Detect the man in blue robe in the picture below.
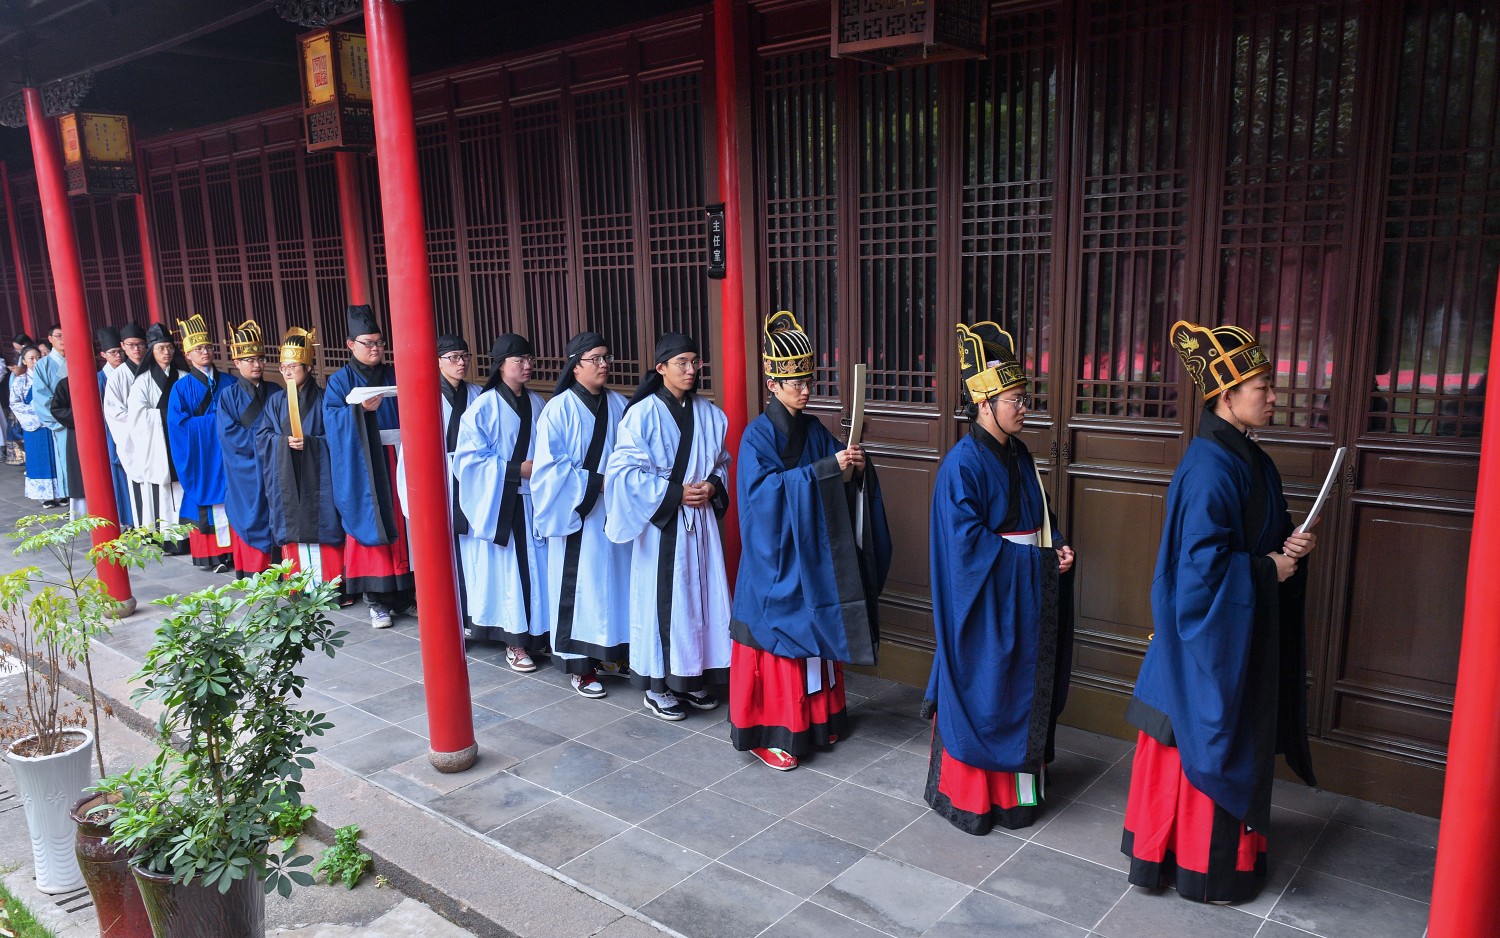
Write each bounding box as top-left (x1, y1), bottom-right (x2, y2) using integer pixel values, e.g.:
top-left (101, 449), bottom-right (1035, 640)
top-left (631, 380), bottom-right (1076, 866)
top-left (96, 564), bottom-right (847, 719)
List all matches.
top-left (729, 311), bottom-right (890, 770)
top-left (215, 319), bottom-right (277, 578)
top-left (29, 324), bottom-right (71, 509)
top-left (923, 321), bottom-right (1076, 834)
top-left (1121, 320), bottom-right (1318, 904)
top-left (324, 304), bottom-right (413, 629)
top-left (94, 326), bottom-right (133, 526)
top-left (166, 314), bottom-right (232, 570)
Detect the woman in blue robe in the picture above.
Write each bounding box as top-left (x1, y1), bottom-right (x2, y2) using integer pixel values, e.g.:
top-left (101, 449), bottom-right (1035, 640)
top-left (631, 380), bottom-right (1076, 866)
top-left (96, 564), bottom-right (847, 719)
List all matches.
top-left (10, 345), bottom-right (61, 504)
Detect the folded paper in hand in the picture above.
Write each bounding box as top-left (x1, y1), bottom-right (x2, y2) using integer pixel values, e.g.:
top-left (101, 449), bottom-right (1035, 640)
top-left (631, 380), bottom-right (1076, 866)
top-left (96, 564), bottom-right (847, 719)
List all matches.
top-left (344, 385), bottom-right (398, 405)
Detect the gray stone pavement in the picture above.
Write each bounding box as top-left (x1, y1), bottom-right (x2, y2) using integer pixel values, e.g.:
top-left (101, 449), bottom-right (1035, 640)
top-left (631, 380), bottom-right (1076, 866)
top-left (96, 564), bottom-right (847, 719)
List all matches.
top-left (0, 465), bottom-right (1435, 938)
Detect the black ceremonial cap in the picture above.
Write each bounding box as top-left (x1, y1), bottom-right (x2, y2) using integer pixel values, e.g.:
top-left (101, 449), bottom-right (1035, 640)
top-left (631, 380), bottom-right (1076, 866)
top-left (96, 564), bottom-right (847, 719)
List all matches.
top-left (346, 304), bottom-right (380, 339)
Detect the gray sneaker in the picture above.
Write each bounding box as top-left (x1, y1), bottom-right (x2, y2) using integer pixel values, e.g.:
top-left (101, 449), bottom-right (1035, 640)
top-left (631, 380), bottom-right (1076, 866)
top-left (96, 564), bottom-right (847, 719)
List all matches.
top-left (370, 607), bottom-right (393, 629)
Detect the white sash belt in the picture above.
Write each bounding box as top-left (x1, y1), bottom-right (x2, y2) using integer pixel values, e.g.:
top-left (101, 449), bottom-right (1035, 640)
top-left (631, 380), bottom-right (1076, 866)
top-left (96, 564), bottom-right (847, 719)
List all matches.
top-left (1002, 530), bottom-right (1041, 546)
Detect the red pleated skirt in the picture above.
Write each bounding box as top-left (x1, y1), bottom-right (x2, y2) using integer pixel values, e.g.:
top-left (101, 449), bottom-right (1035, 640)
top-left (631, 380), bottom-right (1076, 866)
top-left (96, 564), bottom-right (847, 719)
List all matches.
top-left (728, 641), bottom-right (847, 756)
top-left (341, 445), bottom-right (412, 594)
top-left (230, 528), bottom-right (276, 578)
top-left (188, 527), bottom-right (231, 569)
top-left (1121, 731), bottom-right (1268, 903)
top-left (924, 721), bottom-right (1044, 834)
top-left (281, 543), bottom-right (345, 585)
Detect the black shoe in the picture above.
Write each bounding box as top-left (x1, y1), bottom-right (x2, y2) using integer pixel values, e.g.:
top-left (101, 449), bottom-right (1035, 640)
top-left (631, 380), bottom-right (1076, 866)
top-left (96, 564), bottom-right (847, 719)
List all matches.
top-left (682, 690), bottom-right (719, 711)
top-left (643, 693), bottom-right (687, 722)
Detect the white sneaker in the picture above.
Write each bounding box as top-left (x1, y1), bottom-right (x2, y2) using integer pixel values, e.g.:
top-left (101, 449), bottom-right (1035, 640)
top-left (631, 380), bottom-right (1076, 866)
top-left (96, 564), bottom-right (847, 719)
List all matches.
top-left (571, 671), bottom-right (607, 699)
top-left (369, 607), bottom-right (393, 629)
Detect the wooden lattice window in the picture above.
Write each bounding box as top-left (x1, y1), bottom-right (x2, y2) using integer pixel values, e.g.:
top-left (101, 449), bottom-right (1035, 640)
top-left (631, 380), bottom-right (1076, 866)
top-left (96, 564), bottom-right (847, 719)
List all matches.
top-left (419, 122), bottom-right (465, 345)
top-left (457, 109), bottom-right (514, 371)
top-left (574, 86), bottom-right (642, 381)
top-left (1221, 0), bottom-right (1360, 433)
top-left (302, 152), bottom-right (347, 370)
top-left (1368, 2), bottom-right (1500, 439)
top-left (961, 7), bottom-right (1059, 413)
top-left (237, 155), bottom-right (276, 335)
top-left (150, 171), bottom-right (185, 322)
top-left (642, 72), bottom-right (712, 391)
top-left (205, 162), bottom-right (247, 325)
top-left (1075, 0), bottom-right (1195, 420)
top-left (858, 62), bottom-right (940, 405)
top-left (513, 98), bottom-right (573, 385)
top-left (758, 47), bottom-right (840, 399)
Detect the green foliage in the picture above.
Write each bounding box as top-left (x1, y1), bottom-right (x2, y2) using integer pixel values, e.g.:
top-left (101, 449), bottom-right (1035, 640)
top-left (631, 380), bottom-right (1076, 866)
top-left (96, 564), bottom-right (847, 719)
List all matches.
top-left (272, 800), bottom-right (318, 840)
top-left (97, 563), bottom-right (346, 898)
top-left (314, 825), bottom-right (371, 890)
top-left (0, 514), bottom-right (185, 774)
top-left (0, 873), bottom-right (57, 937)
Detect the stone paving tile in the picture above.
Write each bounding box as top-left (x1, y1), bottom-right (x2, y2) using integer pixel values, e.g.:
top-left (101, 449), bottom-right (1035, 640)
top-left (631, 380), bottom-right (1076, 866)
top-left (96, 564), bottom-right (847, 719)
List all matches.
top-left (709, 762), bottom-right (839, 816)
top-left (1269, 804), bottom-right (1329, 865)
top-left (1045, 749), bottom-right (1112, 802)
top-left (570, 763), bottom-right (697, 823)
top-left (1074, 757), bottom-right (1132, 813)
top-left (1256, 922), bottom-right (1322, 938)
top-left (472, 714), bottom-right (568, 760)
top-left (1267, 868), bottom-right (1430, 938)
top-left (491, 797), bottom-right (629, 868)
top-left (575, 711), bottom-right (696, 761)
top-left (522, 694), bottom-right (632, 739)
top-left (1096, 887), bottom-right (1263, 938)
top-left (509, 740), bottom-right (630, 794)
top-left (341, 629), bottom-right (422, 664)
top-left (319, 723), bottom-right (428, 776)
top-left (978, 842), bottom-right (1125, 929)
top-left (640, 789), bottom-right (780, 859)
top-left (314, 668), bottom-right (414, 706)
top-left (718, 819), bottom-right (867, 898)
top-left (846, 748), bottom-right (932, 806)
top-left (877, 810), bottom-right (1024, 887)
top-left (1271, 779), bottom-right (1347, 820)
top-left (316, 704), bottom-right (392, 748)
top-left (1236, 861), bottom-right (1298, 919)
top-left (560, 828), bottom-right (710, 908)
top-left (641, 732), bottom-right (747, 789)
top-left (1299, 821), bottom-right (1435, 903)
top-left (841, 669), bottom-right (899, 698)
top-left (375, 650), bottom-right (429, 682)
top-left (924, 889), bottom-right (1088, 937)
top-left (470, 674), bottom-right (573, 716)
top-left (1330, 798), bottom-right (1439, 849)
top-left (791, 780), bottom-right (928, 850)
top-left (396, 703), bottom-right (510, 740)
top-left (386, 746), bottom-right (517, 795)
top-left (760, 900), bottom-right (893, 938)
top-left (1029, 799), bottom-right (1130, 871)
top-left (426, 770), bottom-right (557, 834)
top-left (845, 702), bottom-right (930, 748)
top-left (1053, 723), bottom-right (1134, 763)
top-left (366, 767), bottom-right (445, 805)
top-left (870, 682), bottom-right (927, 712)
top-left (355, 681), bottom-right (440, 723)
top-left (640, 862), bottom-right (801, 938)
top-left (797, 734), bottom-right (893, 781)
top-left (463, 659), bottom-right (521, 696)
top-left (811, 853), bottom-right (971, 938)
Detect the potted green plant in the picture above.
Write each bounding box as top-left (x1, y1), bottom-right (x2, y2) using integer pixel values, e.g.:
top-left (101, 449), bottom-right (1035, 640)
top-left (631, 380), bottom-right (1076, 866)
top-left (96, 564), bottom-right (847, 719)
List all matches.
top-left (98, 563), bottom-right (344, 938)
top-left (0, 514), bottom-right (175, 899)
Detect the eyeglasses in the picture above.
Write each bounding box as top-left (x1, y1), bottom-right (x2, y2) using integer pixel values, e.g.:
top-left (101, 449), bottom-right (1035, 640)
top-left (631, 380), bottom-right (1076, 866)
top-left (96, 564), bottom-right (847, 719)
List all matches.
top-left (580, 354), bottom-right (615, 366)
top-left (667, 357), bottom-right (702, 373)
top-left (993, 394), bottom-right (1031, 410)
top-left (351, 338), bottom-right (387, 350)
top-left (778, 379), bottom-right (811, 391)
top-left (506, 355), bottom-right (535, 365)
top-left (440, 353), bottom-right (472, 363)
top-left (235, 356), bottom-right (266, 364)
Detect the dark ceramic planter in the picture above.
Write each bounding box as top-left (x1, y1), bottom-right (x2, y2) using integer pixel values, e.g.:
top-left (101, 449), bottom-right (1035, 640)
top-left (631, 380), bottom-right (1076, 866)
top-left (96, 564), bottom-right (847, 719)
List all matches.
top-left (70, 794), bottom-right (152, 938)
top-left (130, 864), bottom-right (266, 938)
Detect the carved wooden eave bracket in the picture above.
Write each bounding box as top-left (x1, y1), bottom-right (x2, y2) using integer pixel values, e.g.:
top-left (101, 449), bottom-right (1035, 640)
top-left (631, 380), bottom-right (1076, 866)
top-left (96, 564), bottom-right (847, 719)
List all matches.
top-left (0, 72), bottom-right (93, 129)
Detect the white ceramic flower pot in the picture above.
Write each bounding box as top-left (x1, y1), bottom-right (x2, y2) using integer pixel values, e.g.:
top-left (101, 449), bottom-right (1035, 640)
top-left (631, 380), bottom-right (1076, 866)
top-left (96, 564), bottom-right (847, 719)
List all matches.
top-left (4, 728), bottom-right (94, 894)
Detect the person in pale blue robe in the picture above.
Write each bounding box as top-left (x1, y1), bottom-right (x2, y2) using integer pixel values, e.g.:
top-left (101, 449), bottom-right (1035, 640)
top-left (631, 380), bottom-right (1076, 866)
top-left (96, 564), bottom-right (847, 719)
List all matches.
top-left (452, 334), bottom-right (550, 665)
top-left (29, 324), bottom-right (73, 510)
top-left (11, 346), bottom-right (60, 503)
top-left (604, 333), bottom-right (732, 722)
top-left (531, 331), bottom-right (633, 699)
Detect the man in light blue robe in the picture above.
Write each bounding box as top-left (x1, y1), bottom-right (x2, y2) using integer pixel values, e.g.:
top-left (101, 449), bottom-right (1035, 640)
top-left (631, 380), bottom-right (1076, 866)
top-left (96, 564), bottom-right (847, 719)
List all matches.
top-left (29, 324), bottom-right (72, 509)
top-left (453, 334), bottom-right (550, 666)
top-left (604, 333), bottom-right (732, 722)
top-left (531, 331), bottom-right (632, 699)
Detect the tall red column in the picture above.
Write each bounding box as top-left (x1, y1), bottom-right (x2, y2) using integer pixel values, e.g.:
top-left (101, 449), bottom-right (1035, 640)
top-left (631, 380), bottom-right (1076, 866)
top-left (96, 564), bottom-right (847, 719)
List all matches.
top-left (714, 0), bottom-right (749, 576)
top-left (132, 155), bottom-right (163, 325)
top-left (335, 151), bottom-right (371, 306)
top-left (364, 0), bottom-right (474, 772)
top-left (22, 88), bottom-right (134, 611)
top-left (1428, 275), bottom-right (1500, 935)
top-left (1, 162), bottom-right (37, 336)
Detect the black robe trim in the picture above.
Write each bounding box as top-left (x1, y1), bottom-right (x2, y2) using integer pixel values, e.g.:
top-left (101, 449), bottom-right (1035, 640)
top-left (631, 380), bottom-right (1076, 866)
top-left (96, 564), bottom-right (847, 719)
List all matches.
top-left (442, 378), bottom-right (472, 536)
top-left (469, 383), bottom-right (536, 647)
top-left (235, 377), bottom-right (269, 430)
top-left (350, 363), bottom-right (399, 545)
top-left (635, 388), bottom-right (694, 694)
top-left (275, 383), bottom-right (329, 545)
top-left (1122, 819), bottom-right (1268, 903)
top-left (924, 722), bottom-right (1041, 834)
top-left (149, 364), bottom-right (180, 481)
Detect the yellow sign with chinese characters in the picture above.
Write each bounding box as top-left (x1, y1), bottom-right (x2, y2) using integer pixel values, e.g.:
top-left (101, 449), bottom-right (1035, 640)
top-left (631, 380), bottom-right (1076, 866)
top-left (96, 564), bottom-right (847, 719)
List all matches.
top-left (302, 32), bottom-right (335, 108)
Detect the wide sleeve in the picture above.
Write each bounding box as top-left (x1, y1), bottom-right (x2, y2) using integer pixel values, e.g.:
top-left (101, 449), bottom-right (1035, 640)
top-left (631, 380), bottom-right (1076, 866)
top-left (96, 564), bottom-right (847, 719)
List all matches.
top-left (31, 359), bottom-right (60, 431)
top-left (602, 401), bottom-right (673, 544)
top-left (530, 400), bottom-right (589, 538)
top-left (102, 368), bottom-right (132, 439)
top-left (11, 377), bottom-right (39, 432)
top-left (452, 394), bottom-right (513, 542)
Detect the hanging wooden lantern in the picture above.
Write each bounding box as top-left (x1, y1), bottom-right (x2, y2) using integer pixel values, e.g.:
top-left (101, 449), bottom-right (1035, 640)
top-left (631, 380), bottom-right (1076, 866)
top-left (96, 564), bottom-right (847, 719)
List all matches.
top-left (57, 111), bottom-right (138, 196)
top-left (297, 28), bottom-right (374, 152)
top-left (831, 0), bottom-right (988, 66)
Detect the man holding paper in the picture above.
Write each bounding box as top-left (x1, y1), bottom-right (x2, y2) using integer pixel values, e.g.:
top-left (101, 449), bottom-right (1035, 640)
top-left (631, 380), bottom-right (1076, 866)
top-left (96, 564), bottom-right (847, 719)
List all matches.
top-left (324, 305), bottom-right (413, 629)
top-left (1121, 320), bottom-right (1318, 904)
top-left (728, 311), bottom-right (890, 771)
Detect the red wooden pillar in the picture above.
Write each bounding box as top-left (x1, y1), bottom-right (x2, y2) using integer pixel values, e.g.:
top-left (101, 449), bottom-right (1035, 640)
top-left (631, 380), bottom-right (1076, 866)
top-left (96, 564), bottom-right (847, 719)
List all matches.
top-left (22, 88), bottom-right (134, 611)
top-left (1, 162), bottom-right (37, 336)
top-left (1428, 274), bottom-right (1500, 935)
top-left (132, 151), bottom-right (163, 325)
top-left (364, 0), bottom-right (475, 772)
top-left (335, 151), bottom-right (371, 306)
top-left (713, 0), bottom-right (749, 576)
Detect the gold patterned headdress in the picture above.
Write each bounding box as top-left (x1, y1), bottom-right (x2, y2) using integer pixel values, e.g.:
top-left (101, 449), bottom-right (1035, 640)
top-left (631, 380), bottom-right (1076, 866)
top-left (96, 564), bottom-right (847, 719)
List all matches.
top-left (1169, 320), bottom-right (1271, 401)
top-left (763, 310), bottom-right (814, 380)
top-left (228, 319), bottom-right (263, 359)
top-left (280, 327), bottom-right (318, 367)
top-left (956, 321), bottom-right (1026, 403)
top-left (176, 314), bottom-right (210, 354)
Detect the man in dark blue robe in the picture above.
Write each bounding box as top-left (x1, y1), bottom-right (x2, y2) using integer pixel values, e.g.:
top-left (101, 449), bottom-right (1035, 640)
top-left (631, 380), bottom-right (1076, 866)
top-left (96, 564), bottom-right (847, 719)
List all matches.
top-left (166, 314), bottom-right (232, 571)
top-left (1122, 320), bottom-right (1318, 904)
top-left (323, 305), bottom-right (412, 628)
top-left (923, 321), bottom-right (1076, 835)
top-left (215, 319), bottom-right (277, 578)
top-left (729, 310), bottom-right (890, 771)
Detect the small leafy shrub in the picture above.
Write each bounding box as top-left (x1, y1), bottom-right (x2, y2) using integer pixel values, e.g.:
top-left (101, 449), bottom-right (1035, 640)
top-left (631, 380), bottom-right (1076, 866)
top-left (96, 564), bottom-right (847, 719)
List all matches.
top-left (315, 825), bottom-right (371, 890)
top-left (273, 801), bottom-right (318, 840)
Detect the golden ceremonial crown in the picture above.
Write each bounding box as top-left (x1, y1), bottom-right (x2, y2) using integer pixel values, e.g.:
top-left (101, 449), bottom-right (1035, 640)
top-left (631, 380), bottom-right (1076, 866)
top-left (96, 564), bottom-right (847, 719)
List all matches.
top-left (763, 310), bottom-right (815, 379)
top-left (1169, 320), bottom-right (1272, 400)
top-left (228, 319), bottom-right (264, 359)
top-left (176, 314), bottom-right (211, 354)
top-left (957, 321), bottom-right (1027, 403)
top-left (280, 326), bottom-right (318, 367)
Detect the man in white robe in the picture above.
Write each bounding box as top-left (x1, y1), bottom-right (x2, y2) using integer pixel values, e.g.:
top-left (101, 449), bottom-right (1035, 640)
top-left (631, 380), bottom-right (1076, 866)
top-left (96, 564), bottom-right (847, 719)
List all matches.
top-left (29, 324), bottom-right (75, 511)
top-left (604, 333), bottom-right (732, 721)
top-left (104, 323), bottom-right (151, 527)
top-left (452, 334), bottom-right (550, 669)
top-left (126, 323), bottom-right (190, 546)
top-left (531, 331), bottom-right (633, 699)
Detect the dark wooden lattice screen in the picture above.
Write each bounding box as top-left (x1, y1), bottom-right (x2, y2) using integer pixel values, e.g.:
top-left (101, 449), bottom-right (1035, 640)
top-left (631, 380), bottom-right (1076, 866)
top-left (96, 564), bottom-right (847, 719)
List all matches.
top-left (418, 121), bottom-right (466, 346)
top-left (456, 110), bottom-right (515, 372)
top-left (758, 47), bottom-right (840, 399)
top-left (961, 7), bottom-right (1059, 413)
top-left (1368, 1), bottom-right (1500, 439)
top-left (858, 63), bottom-right (940, 405)
top-left (72, 196), bottom-right (147, 334)
top-left (1075, 0), bottom-right (1196, 420)
top-left (512, 98), bottom-right (573, 385)
top-left (574, 86), bottom-right (643, 379)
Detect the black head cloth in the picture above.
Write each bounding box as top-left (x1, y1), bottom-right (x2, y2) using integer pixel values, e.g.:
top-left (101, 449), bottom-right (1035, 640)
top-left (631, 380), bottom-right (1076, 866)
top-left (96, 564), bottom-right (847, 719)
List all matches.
top-left (627, 332), bottom-right (699, 409)
top-left (346, 304), bottom-right (380, 340)
top-left (145, 322), bottom-right (174, 349)
top-left (95, 326), bottom-right (121, 353)
top-left (485, 334), bottom-right (533, 392)
top-left (118, 323), bottom-right (147, 342)
top-left (436, 334), bottom-right (468, 356)
top-left (554, 330), bottom-right (608, 396)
